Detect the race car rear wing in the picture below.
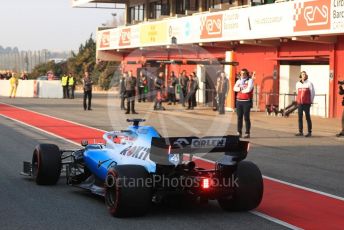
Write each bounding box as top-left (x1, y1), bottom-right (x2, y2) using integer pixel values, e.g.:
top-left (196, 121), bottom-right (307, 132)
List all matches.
top-left (150, 135), bottom-right (249, 165)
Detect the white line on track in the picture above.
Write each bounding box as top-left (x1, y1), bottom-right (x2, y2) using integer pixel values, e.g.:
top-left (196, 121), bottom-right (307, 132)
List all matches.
top-left (3, 103), bottom-right (344, 229)
top-left (0, 112), bottom-right (301, 229)
top-left (250, 211), bottom-right (302, 230)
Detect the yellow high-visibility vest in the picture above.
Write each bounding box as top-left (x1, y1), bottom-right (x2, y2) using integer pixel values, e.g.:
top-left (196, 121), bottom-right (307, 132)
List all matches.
top-left (61, 75), bottom-right (68, 86)
top-left (68, 77), bottom-right (74, 86)
top-left (10, 77), bottom-right (18, 86)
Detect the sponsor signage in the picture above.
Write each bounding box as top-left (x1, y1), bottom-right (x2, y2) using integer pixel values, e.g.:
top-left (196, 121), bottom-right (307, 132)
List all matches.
top-left (293, 0), bottom-right (331, 32)
top-left (96, 0), bottom-right (343, 51)
top-left (140, 22), bottom-right (168, 45)
top-left (99, 31), bottom-right (110, 48)
top-left (119, 28), bottom-right (131, 46)
top-left (191, 138), bottom-right (226, 149)
top-left (200, 14), bottom-right (223, 39)
top-left (172, 137), bottom-right (227, 149)
top-left (332, 0), bottom-right (344, 31)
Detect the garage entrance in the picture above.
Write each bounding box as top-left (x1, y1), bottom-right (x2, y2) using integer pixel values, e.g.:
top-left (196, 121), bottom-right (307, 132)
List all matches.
top-left (279, 59), bottom-right (330, 117)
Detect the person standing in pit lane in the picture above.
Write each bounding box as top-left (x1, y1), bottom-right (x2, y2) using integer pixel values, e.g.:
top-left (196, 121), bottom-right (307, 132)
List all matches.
top-left (167, 71), bottom-right (177, 105)
top-left (137, 70), bottom-right (148, 103)
top-left (61, 74), bottom-right (69, 99)
top-left (154, 72), bottom-right (166, 110)
top-left (234, 69), bottom-right (254, 138)
top-left (216, 71), bottom-right (229, 115)
top-left (124, 71), bottom-right (138, 114)
top-left (68, 72), bottom-right (76, 99)
top-left (336, 82), bottom-right (344, 137)
top-left (82, 71), bottom-right (94, 111)
top-left (119, 72), bottom-right (127, 110)
top-left (186, 73), bottom-right (197, 110)
top-left (9, 72), bottom-right (19, 98)
top-left (295, 71), bottom-right (315, 137)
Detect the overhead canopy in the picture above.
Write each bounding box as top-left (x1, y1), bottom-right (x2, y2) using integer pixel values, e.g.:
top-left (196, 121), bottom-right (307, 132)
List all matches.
top-left (72, 0), bottom-right (125, 7)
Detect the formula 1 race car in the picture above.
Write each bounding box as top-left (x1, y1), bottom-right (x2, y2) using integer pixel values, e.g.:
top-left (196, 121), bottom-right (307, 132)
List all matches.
top-left (21, 119), bottom-right (263, 217)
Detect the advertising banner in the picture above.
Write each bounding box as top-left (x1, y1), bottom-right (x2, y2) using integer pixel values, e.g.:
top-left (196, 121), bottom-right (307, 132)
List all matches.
top-left (96, 0), bottom-right (344, 51)
top-left (140, 22), bottom-right (168, 46)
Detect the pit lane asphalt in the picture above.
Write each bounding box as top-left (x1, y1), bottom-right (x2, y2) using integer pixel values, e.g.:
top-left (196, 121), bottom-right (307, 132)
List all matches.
top-left (1, 94), bottom-right (343, 197)
top-left (0, 116), bottom-right (286, 229)
top-left (0, 93), bottom-right (343, 229)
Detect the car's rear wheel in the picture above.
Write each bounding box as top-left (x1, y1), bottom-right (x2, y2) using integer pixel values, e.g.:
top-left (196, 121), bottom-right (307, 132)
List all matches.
top-left (105, 165), bottom-right (151, 217)
top-left (32, 144), bottom-right (61, 185)
top-left (218, 161), bottom-right (263, 211)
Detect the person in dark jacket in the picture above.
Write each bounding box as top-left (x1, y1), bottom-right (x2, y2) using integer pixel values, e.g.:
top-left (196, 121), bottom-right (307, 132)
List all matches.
top-left (167, 71), bottom-right (177, 105)
top-left (137, 70), bottom-right (148, 102)
top-left (186, 73), bottom-right (197, 110)
top-left (119, 73), bottom-right (127, 110)
top-left (124, 71), bottom-right (138, 114)
top-left (216, 71), bottom-right (229, 115)
top-left (180, 70), bottom-right (188, 107)
top-left (154, 72), bottom-right (165, 110)
top-left (192, 72), bottom-right (199, 108)
top-left (336, 83), bottom-right (344, 137)
top-left (82, 71), bottom-right (93, 111)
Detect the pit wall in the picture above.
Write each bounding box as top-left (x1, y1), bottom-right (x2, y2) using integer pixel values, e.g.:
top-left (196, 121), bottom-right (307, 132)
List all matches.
top-left (0, 80), bottom-right (63, 98)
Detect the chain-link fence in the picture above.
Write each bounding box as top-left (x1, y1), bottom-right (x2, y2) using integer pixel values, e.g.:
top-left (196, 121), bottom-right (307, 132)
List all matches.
top-left (0, 50), bottom-right (70, 72)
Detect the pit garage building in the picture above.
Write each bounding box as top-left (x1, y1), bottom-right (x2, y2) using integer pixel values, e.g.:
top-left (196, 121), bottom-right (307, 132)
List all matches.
top-left (72, 0), bottom-right (344, 118)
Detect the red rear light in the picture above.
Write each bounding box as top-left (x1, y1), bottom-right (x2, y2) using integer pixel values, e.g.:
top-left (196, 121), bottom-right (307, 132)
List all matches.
top-left (201, 178), bottom-right (210, 189)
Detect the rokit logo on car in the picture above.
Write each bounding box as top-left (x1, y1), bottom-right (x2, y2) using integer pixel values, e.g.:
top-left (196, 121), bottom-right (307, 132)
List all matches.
top-left (191, 138), bottom-right (226, 149)
top-left (119, 146), bottom-right (150, 160)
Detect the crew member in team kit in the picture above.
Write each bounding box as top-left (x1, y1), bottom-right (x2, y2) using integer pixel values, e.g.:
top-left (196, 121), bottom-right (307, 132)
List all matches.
top-left (234, 69), bottom-right (254, 138)
top-left (295, 71), bottom-right (315, 137)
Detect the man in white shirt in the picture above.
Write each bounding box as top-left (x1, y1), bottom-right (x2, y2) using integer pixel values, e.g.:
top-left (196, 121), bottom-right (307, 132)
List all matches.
top-left (233, 69), bottom-right (254, 138)
top-left (295, 71), bottom-right (315, 137)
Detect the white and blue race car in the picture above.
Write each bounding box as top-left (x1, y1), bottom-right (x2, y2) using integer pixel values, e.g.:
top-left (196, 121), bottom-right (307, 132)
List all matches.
top-left (21, 119), bottom-right (263, 217)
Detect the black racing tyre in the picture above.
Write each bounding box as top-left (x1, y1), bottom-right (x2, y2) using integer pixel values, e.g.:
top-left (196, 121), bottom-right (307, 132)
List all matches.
top-left (105, 165), bottom-right (152, 217)
top-left (218, 161), bottom-right (263, 211)
top-left (32, 144), bottom-right (62, 185)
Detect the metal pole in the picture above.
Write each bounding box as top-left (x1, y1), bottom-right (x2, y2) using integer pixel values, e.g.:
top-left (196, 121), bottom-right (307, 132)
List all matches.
top-left (325, 94), bottom-right (327, 118)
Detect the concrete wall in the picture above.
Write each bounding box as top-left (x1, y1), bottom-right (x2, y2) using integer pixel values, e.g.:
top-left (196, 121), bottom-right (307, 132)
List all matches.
top-left (0, 80), bottom-right (62, 98)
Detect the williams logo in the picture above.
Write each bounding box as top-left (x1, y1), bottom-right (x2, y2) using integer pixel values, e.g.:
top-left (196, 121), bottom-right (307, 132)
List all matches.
top-left (173, 138), bottom-right (190, 149)
top-left (191, 138), bottom-right (226, 149)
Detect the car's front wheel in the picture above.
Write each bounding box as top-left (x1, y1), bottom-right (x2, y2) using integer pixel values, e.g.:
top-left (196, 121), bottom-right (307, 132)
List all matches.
top-left (32, 144), bottom-right (62, 185)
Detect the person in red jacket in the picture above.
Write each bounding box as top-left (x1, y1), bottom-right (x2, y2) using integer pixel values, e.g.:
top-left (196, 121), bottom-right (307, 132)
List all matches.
top-left (295, 71), bottom-right (315, 137)
top-left (234, 69), bottom-right (254, 138)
